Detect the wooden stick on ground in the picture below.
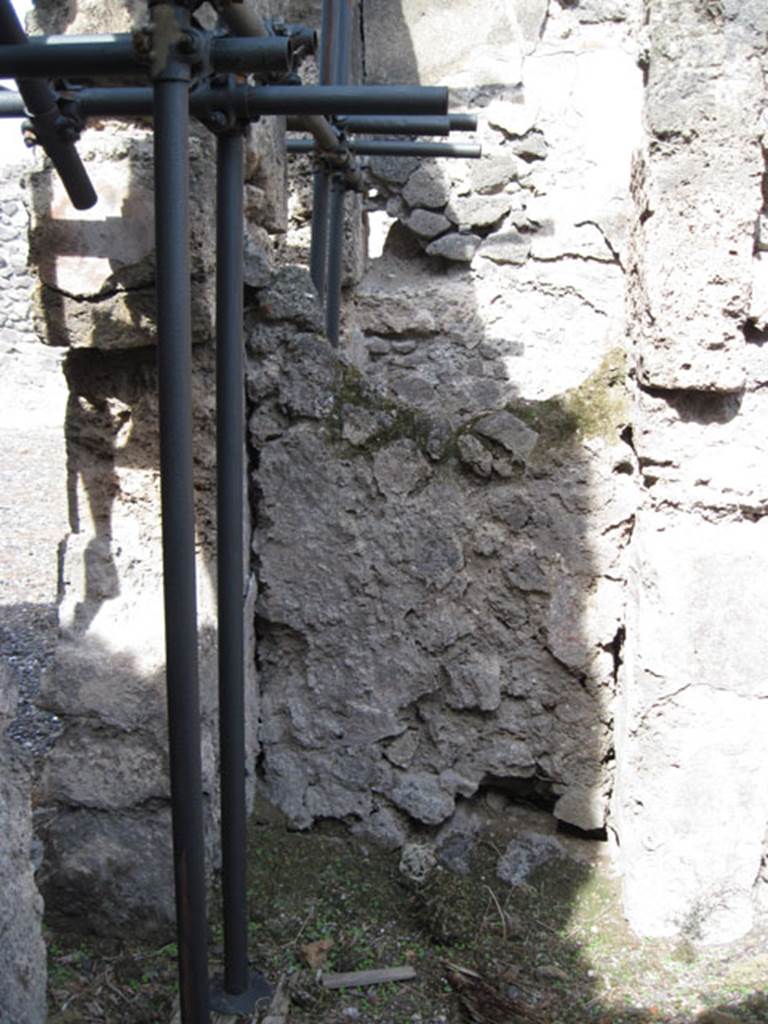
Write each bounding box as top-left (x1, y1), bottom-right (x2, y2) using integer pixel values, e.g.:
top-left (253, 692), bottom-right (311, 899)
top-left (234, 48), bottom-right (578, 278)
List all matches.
top-left (321, 966), bottom-right (417, 990)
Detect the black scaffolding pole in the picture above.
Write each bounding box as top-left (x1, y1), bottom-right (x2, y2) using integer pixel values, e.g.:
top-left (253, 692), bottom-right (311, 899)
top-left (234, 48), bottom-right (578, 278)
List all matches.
top-left (0, 83), bottom-right (451, 119)
top-left (288, 138), bottom-right (482, 158)
top-left (0, 32), bottom-right (295, 77)
top-left (324, 0), bottom-right (355, 344)
top-left (325, 170), bottom-right (346, 346)
top-left (0, 7), bottom-right (482, 1022)
top-left (215, 126), bottom-right (248, 1003)
top-left (309, 0), bottom-right (334, 296)
top-left (152, 3), bottom-right (210, 1021)
top-left (210, 126), bottom-right (272, 1016)
top-left (0, 0), bottom-right (95, 209)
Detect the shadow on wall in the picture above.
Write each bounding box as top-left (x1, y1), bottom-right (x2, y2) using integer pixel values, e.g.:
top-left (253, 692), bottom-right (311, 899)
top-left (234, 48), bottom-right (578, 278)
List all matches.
top-left (248, 0), bottom-right (767, 1020)
top-left (24, 0), bottom-right (229, 938)
top-left (344, 2), bottom-right (763, 1021)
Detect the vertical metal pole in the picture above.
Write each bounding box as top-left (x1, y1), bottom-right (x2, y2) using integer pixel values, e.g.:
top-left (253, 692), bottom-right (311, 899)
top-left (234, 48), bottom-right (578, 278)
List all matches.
top-left (318, 0), bottom-right (335, 86)
top-left (333, 0), bottom-right (353, 88)
top-left (309, 0), bottom-right (334, 296)
top-left (152, 4), bottom-right (211, 1022)
top-left (310, 170), bottom-right (330, 297)
top-left (322, 0), bottom-right (353, 344)
top-left (209, 127), bottom-right (272, 1020)
top-left (216, 129), bottom-right (248, 998)
top-left (325, 171), bottom-right (345, 346)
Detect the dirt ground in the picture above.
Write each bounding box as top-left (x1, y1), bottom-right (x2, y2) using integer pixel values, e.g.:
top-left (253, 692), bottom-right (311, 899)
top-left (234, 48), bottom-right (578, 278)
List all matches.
top-left (0, 342), bottom-right (68, 765)
top-left (46, 804), bottom-right (768, 1024)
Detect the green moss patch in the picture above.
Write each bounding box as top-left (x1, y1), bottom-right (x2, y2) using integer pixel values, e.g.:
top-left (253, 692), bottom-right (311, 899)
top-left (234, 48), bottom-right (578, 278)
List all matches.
top-left (506, 348), bottom-right (630, 455)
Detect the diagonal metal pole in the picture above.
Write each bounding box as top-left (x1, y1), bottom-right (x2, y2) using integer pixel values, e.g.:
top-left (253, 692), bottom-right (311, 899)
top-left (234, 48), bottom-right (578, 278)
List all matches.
top-left (152, 3), bottom-right (210, 1021)
top-left (210, 126), bottom-right (272, 1016)
top-left (0, 0), bottom-right (95, 209)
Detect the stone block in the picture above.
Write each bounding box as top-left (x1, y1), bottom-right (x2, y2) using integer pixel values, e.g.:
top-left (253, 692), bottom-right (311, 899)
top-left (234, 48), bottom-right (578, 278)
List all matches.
top-left (391, 771), bottom-right (455, 826)
top-left (402, 163), bottom-right (451, 210)
top-left (362, 0), bottom-right (521, 87)
top-left (446, 194), bottom-right (514, 231)
top-left (476, 228), bottom-right (531, 266)
top-left (425, 232), bottom-right (481, 262)
top-left (615, 513), bottom-right (768, 942)
top-left (627, 0), bottom-right (764, 392)
top-left (30, 131), bottom-right (215, 349)
top-left (42, 724), bottom-right (169, 809)
top-left (405, 208), bottom-right (452, 240)
top-left (444, 651), bottom-right (502, 711)
top-left (41, 807), bottom-right (176, 938)
top-left (486, 99), bottom-right (539, 139)
top-left (472, 411), bottom-right (538, 461)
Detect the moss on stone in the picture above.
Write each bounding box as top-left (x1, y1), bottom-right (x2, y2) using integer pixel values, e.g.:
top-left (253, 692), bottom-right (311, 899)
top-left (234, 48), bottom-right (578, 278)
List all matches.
top-left (326, 363), bottom-right (450, 459)
top-left (326, 348), bottom-right (628, 467)
top-left (505, 348), bottom-right (629, 455)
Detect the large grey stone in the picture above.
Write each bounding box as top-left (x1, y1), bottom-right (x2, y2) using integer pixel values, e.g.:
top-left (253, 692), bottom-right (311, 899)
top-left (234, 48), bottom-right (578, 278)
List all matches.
top-left (486, 99), bottom-right (539, 139)
top-left (42, 724), bottom-right (170, 809)
top-left (402, 163), bottom-right (451, 209)
top-left (469, 156), bottom-right (525, 195)
top-left (0, 665), bottom-right (46, 1024)
top-left (446, 194), bottom-right (515, 231)
top-left (425, 232), bottom-right (481, 262)
top-left (443, 651), bottom-right (502, 711)
top-left (405, 208), bottom-right (452, 240)
top-left (41, 808), bottom-right (177, 938)
top-left (472, 411), bottom-right (538, 461)
top-left (456, 432), bottom-right (493, 478)
top-left (391, 772), bottom-right (455, 826)
top-left (476, 228), bottom-right (531, 266)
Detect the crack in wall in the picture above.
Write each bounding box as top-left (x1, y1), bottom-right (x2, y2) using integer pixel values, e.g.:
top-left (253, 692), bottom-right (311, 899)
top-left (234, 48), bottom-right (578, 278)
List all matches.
top-left (41, 279), bottom-right (155, 305)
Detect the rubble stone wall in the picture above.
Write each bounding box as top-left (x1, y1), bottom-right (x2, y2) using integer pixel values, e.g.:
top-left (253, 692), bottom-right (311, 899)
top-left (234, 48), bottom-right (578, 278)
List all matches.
top-left (14, 0), bottom-right (768, 950)
top-left (248, 0), bottom-right (768, 944)
top-left (251, 0), bottom-right (641, 853)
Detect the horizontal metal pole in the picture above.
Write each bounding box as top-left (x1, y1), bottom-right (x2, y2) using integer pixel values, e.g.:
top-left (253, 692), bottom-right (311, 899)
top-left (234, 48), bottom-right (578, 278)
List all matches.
top-left (287, 138), bottom-right (482, 158)
top-left (212, 35), bottom-right (293, 74)
top-left (338, 115), bottom-right (450, 135)
top-left (0, 33), bottom-right (293, 78)
top-left (241, 84), bottom-right (449, 117)
top-left (0, 83), bottom-right (450, 120)
top-left (290, 113), bottom-right (478, 136)
top-left (449, 113), bottom-right (478, 131)
top-left (0, 33), bottom-right (144, 75)
top-left (0, 87), bottom-right (23, 116)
